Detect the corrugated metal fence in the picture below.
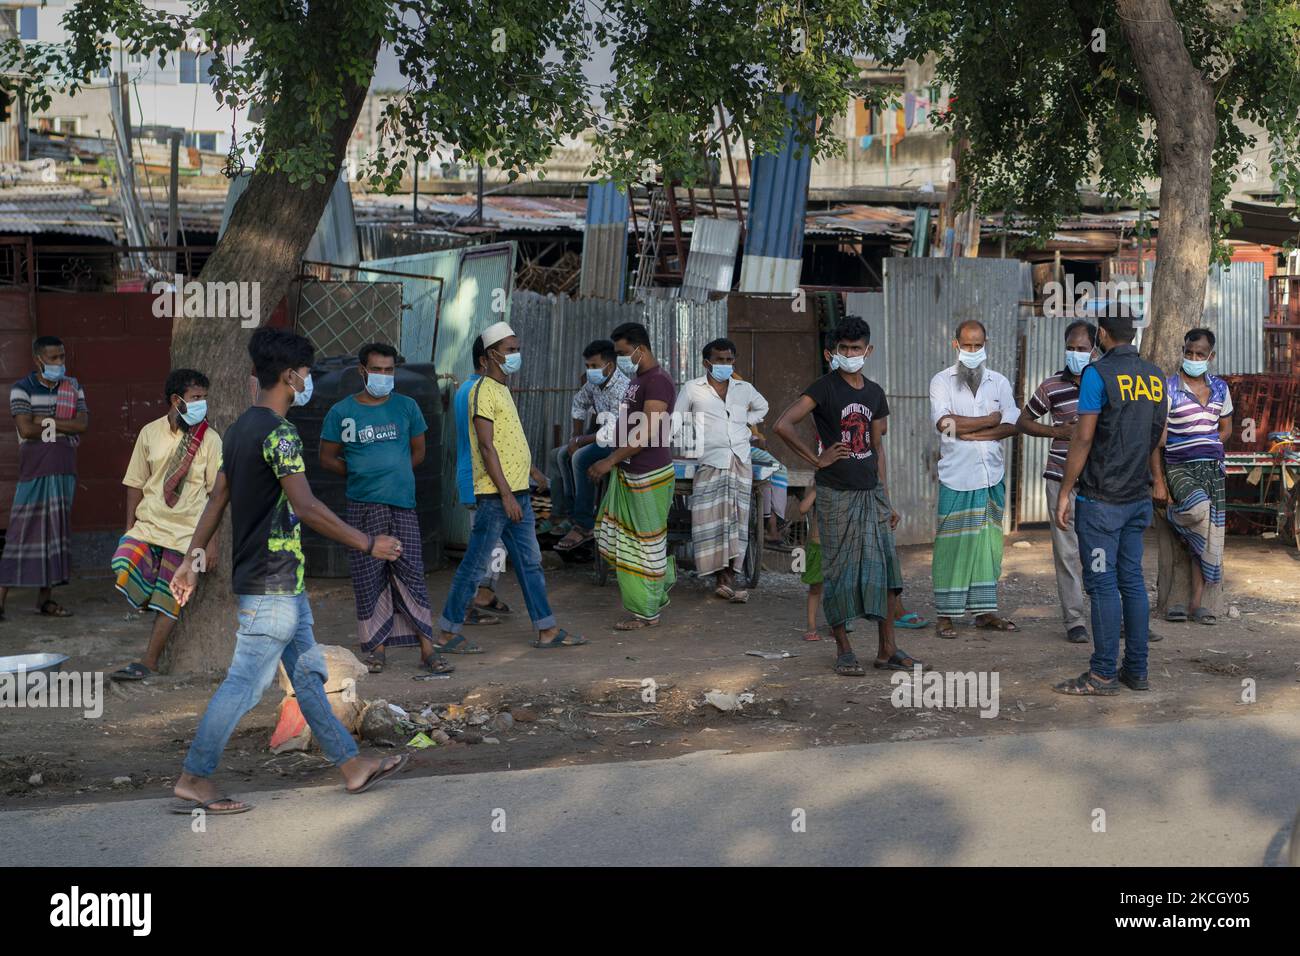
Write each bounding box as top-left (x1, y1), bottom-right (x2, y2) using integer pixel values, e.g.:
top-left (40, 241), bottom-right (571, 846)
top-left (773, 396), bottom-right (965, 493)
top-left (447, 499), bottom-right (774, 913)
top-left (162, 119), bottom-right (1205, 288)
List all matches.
top-left (1019, 260), bottom-right (1267, 523)
top-left (509, 291), bottom-right (727, 465)
top-left (877, 258), bottom-right (1028, 546)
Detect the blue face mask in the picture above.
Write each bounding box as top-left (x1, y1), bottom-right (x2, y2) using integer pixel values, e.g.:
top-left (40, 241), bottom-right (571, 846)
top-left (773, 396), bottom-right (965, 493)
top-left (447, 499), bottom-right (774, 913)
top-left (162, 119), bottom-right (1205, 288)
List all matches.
top-left (179, 399), bottom-right (207, 426)
top-left (586, 367), bottom-right (607, 386)
top-left (1065, 350), bottom-right (1091, 376)
top-left (617, 347), bottom-right (641, 377)
top-left (709, 364), bottom-right (734, 382)
top-left (292, 371), bottom-right (313, 407)
top-left (1182, 358), bottom-right (1209, 378)
top-left (499, 352), bottom-right (522, 375)
top-left (42, 364), bottom-right (65, 383)
top-left (365, 372), bottom-right (395, 398)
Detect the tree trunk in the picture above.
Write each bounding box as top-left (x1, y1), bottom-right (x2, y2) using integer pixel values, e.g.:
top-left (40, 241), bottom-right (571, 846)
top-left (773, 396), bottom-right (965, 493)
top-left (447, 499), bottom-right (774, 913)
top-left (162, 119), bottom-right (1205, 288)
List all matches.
top-left (1117, 0), bottom-right (1218, 618)
top-left (161, 35), bottom-right (381, 674)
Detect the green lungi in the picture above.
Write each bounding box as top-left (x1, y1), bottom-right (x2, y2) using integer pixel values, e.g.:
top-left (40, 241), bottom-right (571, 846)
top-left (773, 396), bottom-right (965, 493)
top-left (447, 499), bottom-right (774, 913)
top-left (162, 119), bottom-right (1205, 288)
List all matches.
top-left (597, 464), bottom-right (677, 620)
top-left (933, 480), bottom-right (1005, 617)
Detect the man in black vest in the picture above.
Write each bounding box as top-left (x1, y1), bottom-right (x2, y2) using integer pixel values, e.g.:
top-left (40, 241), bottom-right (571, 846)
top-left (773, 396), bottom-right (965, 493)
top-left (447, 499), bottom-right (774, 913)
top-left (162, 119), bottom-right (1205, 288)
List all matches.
top-left (1051, 314), bottom-right (1167, 696)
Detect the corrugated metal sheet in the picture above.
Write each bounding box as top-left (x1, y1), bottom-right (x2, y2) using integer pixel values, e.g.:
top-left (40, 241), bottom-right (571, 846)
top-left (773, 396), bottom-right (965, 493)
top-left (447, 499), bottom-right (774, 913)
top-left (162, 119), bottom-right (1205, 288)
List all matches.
top-left (579, 222), bottom-right (628, 301)
top-left (356, 223), bottom-right (473, 261)
top-left (359, 249), bottom-right (459, 364)
top-left (586, 180), bottom-right (630, 226)
top-left (0, 186), bottom-right (118, 241)
top-left (740, 93), bottom-right (810, 290)
top-left (680, 216), bottom-right (740, 303)
top-left (1205, 261), bottom-right (1265, 374)
top-left (845, 291), bottom-right (884, 329)
top-left (738, 254), bottom-right (803, 294)
top-left (222, 172), bottom-right (359, 266)
top-left (878, 257), bottom-right (1027, 546)
top-left (509, 291), bottom-right (727, 470)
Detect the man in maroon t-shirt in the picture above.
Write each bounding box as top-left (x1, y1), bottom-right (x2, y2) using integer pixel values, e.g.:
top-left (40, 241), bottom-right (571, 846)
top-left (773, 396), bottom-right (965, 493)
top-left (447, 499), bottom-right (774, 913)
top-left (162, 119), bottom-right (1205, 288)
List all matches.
top-left (589, 322), bottom-right (678, 630)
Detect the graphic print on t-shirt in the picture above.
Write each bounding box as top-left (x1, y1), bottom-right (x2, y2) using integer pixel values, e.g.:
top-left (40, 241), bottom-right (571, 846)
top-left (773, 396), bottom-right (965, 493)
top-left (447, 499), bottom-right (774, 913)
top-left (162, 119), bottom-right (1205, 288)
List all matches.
top-left (839, 402), bottom-right (875, 460)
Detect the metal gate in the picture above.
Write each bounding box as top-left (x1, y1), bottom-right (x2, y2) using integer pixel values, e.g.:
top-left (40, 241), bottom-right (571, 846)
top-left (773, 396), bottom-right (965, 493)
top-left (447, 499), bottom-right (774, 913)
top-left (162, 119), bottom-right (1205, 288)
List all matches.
top-left (293, 278), bottom-right (403, 359)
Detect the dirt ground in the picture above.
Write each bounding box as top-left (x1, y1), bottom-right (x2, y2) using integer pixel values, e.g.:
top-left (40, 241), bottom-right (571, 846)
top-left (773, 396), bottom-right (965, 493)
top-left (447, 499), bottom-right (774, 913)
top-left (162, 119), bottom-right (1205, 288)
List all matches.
top-left (3, 528), bottom-right (1299, 808)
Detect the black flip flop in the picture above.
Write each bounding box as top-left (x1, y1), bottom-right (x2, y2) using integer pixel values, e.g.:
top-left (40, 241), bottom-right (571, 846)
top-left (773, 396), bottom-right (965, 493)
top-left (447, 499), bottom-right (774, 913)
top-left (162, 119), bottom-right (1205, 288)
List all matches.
top-left (435, 634), bottom-right (484, 654)
top-left (480, 596), bottom-right (512, 614)
top-left (531, 628), bottom-right (588, 649)
top-left (347, 753), bottom-right (409, 795)
top-left (874, 650), bottom-right (924, 671)
top-left (464, 607), bottom-right (501, 626)
top-left (418, 652), bottom-right (455, 675)
top-left (111, 662), bottom-right (152, 682)
top-left (169, 797), bottom-right (253, 815)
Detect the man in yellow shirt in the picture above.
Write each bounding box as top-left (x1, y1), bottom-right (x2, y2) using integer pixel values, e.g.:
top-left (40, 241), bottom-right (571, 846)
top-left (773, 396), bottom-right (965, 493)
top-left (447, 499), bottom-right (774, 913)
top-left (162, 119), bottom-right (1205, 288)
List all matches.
top-left (110, 369), bottom-right (222, 680)
top-left (434, 322), bottom-right (586, 652)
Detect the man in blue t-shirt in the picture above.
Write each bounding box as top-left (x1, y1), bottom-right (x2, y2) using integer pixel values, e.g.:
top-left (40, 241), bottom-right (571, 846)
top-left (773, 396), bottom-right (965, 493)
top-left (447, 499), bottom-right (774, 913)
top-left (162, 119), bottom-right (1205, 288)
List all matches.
top-left (320, 343), bottom-right (450, 676)
top-left (1052, 315), bottom-right (1167, 697)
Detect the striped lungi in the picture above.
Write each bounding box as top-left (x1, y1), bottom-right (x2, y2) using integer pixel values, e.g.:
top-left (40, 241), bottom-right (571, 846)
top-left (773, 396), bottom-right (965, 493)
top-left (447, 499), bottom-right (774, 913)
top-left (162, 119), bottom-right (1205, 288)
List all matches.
top-left (933, 480), bottom-right (1005, 616)
top-left (816, 485), bottom-right (903, 626)
top-left (0, 473), bottom-right (75, 589)
top-left (1166, 459), bottom-right (1226, 585)
top-left (689, 455), bottom-right (751, 576)
top-left (345, 501), bottom-right (433, 652)
top-left (597, 463), bottom-right (676, 621)
top-left (111, 535), bottom-right (183, 619)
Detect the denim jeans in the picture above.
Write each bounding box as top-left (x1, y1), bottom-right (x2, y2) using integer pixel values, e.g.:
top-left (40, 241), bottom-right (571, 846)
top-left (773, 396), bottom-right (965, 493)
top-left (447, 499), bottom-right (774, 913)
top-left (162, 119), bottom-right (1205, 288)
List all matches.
top-left (468, 507), bottom-right (501, 592)
top-left (438, 492), bottom-right (556, 634)
top-left (548, 441), bottom-right (612, 530)
top-left (183, 592), bottom-right (358, 777)
top-left (1074, 495), bottom-right (1152, 680)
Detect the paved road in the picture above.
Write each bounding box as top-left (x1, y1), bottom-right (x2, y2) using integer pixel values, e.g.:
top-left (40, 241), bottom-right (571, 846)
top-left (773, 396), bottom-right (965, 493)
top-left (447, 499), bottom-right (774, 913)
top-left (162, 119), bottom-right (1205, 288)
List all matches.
top-left (5, 712), bottom-right (1298, 866)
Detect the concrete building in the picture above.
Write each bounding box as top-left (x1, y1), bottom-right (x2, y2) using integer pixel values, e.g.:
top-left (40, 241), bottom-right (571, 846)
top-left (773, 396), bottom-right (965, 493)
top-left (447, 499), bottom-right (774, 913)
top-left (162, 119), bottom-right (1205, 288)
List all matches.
top-left (7, 0), bottom-right (249, 156)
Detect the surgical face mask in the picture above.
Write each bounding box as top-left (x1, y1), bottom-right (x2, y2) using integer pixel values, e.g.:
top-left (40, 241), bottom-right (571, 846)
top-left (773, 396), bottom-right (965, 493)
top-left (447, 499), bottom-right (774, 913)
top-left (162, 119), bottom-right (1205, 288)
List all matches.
top-left (586, 367), bottom-right (607, 386)
top-left (292, 371), bottom-right (314, 407)
top-left (957, 347), bottom-right (987, 369)
top-left (498, 351), bottom-right (522, 375)
top-left (1065, 350), bottom-right (1091, 376)
top-left (831, 352), bottom-right (865, 374)
top-left (1182, 358), bottom-right (1209, 378)
top-left (178, 399), bottom-right (207, 426)
top-left (617, 347), bottom-right (641, 377)
top-left (41, 363), bottom-right (65, 383)
top-left (364, 372), bottom-right (395, 398)
top-left (709, 363), bottom-right (734, 382)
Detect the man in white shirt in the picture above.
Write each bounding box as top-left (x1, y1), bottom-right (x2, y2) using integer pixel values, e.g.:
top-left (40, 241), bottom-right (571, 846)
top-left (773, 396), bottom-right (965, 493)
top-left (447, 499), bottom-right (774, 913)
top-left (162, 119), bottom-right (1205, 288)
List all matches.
top-left (674, 338), bottom-right (769, 602)
top-left (928, 319), bottom-right (1021, 637)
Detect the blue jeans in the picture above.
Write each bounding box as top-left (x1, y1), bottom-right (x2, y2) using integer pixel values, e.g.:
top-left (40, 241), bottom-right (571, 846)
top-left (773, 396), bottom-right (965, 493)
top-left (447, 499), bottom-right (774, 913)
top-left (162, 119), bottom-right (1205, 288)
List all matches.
top-left (1074, 496), bottom-right (1152, 680)
top-left (183, 592), bottom-right (358, 777)
top-left (438, 493), bottom-right (556, 634)
top-left (548, 441), bottom-right (612, 530)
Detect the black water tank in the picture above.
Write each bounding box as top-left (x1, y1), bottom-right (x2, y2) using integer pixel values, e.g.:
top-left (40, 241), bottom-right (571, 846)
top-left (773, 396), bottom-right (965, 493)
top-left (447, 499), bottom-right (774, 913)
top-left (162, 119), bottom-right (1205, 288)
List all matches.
top-left (289, 356), bottom-right (443, 577)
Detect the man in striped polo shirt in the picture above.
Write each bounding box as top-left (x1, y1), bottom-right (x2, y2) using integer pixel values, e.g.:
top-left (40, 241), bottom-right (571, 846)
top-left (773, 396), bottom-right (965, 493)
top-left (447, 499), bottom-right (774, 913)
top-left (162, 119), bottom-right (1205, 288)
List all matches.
top-left (1018, 319), bottom-right (1097, 644)
top-left (1156, 327), bottom-right (1233, 624)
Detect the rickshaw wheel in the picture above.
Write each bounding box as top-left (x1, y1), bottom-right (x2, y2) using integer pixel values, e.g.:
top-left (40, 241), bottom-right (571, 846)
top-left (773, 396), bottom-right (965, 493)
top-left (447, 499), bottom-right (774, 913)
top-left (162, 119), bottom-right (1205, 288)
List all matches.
top-left (744, 487), bottom-right (763, 589)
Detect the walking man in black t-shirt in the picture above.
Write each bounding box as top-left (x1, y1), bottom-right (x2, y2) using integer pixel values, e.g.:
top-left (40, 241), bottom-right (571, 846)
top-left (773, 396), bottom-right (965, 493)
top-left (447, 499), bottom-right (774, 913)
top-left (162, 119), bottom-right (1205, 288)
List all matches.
top-left (1052, 315), bottom-right (1167, 696)
top-left (775, 316), bottom-right (922, 677)
top-left (167, 328), bottom-right (416, 814)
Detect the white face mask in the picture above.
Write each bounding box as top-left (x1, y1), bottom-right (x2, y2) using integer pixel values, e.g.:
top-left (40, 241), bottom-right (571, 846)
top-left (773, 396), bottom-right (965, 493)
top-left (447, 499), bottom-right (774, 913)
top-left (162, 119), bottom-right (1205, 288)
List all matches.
top-left (831, 353), bottom-right (865, 374)
top-left (291, 371), bottom-right (314, 407)
top-left (1065, 350), bottom-right (1091, 376)
top-left (957, 347), bottom-right (987, 369)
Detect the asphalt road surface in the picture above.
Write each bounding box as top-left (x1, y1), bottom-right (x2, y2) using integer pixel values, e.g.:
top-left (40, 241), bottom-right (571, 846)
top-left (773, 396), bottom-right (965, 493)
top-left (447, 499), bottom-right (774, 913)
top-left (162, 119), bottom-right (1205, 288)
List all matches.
top-left (4, 711), bottom-right (1297, 866)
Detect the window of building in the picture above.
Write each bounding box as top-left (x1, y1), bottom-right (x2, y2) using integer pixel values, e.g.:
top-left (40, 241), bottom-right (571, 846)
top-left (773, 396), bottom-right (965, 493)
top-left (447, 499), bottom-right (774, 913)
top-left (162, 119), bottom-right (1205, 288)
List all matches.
top-left (184, 131), bottom-right (219, 152)
top-left (179, 50), bottom-right (217, 84)
top-left (19, 7), bottom-right (37, 40)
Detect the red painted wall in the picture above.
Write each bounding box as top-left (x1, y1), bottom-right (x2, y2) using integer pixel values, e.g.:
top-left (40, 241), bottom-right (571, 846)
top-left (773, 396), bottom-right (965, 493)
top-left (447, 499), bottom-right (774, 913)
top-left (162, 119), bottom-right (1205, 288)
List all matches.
top-left (0, 290), bottom-right (291, 532)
